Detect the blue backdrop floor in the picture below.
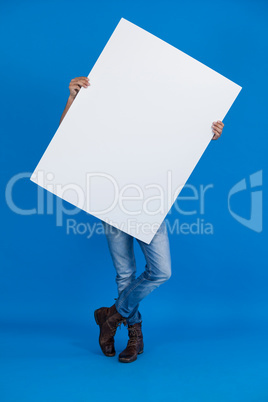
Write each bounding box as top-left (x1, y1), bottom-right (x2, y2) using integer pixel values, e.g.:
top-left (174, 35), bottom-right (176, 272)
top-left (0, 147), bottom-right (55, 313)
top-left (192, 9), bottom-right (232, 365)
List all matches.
top-left (1, 310), bottom-right (268, 402)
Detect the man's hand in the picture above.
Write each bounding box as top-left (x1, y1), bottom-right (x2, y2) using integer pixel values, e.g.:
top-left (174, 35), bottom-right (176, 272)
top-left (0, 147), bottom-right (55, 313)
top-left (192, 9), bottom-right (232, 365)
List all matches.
top-left (69, 76), bottom-right (90, 99)
top-left (59, 76), bottom-right (90, 125)
top-left (211, 120), bottom-right (224, 140)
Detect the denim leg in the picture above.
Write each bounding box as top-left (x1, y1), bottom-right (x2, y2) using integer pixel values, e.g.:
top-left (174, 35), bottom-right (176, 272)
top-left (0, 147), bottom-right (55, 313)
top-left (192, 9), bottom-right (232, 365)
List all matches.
top-left (115, 220), bottom-right (171, 324)
top-left (102, 221), bottom-right (142, 325)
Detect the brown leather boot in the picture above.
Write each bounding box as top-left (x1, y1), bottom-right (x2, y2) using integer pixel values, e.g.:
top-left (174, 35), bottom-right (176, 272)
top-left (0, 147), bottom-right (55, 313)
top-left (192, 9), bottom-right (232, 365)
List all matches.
top-left (118, 322), bottom-right (144, 363)
top-left (94, 304), bottom-right (127, 357)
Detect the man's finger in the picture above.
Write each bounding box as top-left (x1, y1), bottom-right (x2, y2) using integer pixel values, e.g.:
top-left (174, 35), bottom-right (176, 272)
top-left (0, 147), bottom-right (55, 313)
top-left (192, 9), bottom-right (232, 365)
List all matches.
top-left (70, 84), bottom-right (81, 91)
top-left (215, 121), bottom-right (224, 127)
top-left (71, 78), bottom-right (90, 86)
top-left (77, 82), bottom-right (90, 88)
top-left (212, 125), bottom-right (222, 135)
top-left (73, 76), bottom-right (89, 81)
top-left (213, 129), bottom-right (222, 136)
top-left (72, 80), bottom-right (90, 88)
top-left (212, 122), bottom-right (223, 130)
top-left (212, 132), bottom-right (221, 138)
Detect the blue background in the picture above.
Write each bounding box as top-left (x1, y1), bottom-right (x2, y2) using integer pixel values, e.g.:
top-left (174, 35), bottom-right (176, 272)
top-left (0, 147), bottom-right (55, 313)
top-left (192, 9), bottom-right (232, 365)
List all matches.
top-left (0, 1), bottom-right (267, 401)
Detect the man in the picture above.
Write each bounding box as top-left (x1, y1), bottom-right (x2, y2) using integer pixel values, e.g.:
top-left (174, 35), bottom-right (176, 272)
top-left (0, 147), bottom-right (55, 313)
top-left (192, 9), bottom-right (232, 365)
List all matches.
top-left (60, 76), bottom-right (224, 363)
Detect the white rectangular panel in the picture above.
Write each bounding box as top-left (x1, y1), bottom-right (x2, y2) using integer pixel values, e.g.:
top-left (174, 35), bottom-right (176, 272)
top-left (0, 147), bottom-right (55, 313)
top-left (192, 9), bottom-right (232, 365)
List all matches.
top-left (30, 17), bottom-right (242, 243)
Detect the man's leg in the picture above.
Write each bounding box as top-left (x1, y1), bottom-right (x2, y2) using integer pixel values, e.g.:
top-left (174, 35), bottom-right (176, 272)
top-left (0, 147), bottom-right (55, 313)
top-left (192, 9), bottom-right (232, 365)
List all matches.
top-left (116, 219), bottom-right (171, 362)
top-left (94, 221), bottom-right (143, 357)
top-left (115, 219), bottom-right (172, 321)
top-left (102, 221), bottom-right (142, 325)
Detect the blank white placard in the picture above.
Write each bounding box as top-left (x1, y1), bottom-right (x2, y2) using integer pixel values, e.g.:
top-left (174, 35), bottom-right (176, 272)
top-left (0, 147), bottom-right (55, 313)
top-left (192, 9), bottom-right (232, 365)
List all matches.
top-left (30, 17), bottom-right (242, 243)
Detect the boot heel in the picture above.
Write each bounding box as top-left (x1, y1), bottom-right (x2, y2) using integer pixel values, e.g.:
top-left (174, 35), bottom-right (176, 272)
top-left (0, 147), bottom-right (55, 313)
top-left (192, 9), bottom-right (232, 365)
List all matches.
top-left (138, 349), bottom-right (144, 354)
top-left (94, 309), bottom-right (100, 325)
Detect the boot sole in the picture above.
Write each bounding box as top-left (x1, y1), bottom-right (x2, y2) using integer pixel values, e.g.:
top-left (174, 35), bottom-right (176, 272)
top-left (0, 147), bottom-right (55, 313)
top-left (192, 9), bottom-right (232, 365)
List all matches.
top-left (118, 349), bottom-right (144, 363)
top-left (94, 309), bottom-right (116, 357)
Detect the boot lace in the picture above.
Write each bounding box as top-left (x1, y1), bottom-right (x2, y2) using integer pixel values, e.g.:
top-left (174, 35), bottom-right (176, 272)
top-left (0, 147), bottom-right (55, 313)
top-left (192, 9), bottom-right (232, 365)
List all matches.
top-left (110, 319), bottom-right (127, 336)
top-left (127, 327), bottom-right (138, 346)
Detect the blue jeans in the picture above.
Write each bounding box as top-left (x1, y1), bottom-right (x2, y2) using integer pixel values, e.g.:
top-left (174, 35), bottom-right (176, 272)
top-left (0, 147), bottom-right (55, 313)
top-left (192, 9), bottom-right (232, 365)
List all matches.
top-left (102, 220), bottom-right (172, 325)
